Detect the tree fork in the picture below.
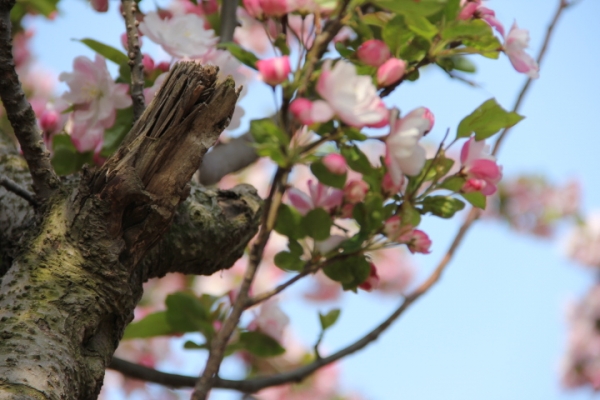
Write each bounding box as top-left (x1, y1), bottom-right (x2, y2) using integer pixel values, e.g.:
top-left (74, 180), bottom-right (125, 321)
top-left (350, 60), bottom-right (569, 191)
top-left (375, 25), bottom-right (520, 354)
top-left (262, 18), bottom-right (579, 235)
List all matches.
top-left (0, 62), bottom-right (258, 399)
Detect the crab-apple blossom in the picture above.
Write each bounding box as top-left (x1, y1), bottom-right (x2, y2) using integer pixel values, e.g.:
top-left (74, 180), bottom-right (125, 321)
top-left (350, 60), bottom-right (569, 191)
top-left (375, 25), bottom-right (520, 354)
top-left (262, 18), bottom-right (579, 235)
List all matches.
top-left (243, 0), bottom-right (265, 19)
top-left (139, 12), bottom-right (217, 59)
top-left (343, 180), bottom-right (369, 204)
top-left (458, 1), bottom-right (504, 36)
top-left (358, 263), bottom-right (380, 292)
top-left (257, 56), bottom-right (291, 86)
top-left (248, 300), bottom-right (290, 343)
top-left (504, 22), bottom-right (539, 79)
top-left (90, 0), bottom-right (108, 12)
top-left (460, 136), bottom-right (502, 195)
top-left (405, 230), bottom-right (432, 254)
top-left (288, 180), bottom-right (344, 215)
top-left (289, 98), bottom-right (334, 125)
top-left (59, 55), bottom-right (132, 153)
top-left (377, 58), bottom-right (406, 87)
top-left (316, 60), bottom-right (389, 128)
top-left (322, 154), bottom-right (347, 175)
top-left (356, 39), bottom-right (390, 67)
top-left (383, 216), bottom-right (412, 241)
top-left (385, 107), bottom-right (435, 184)
top-left (381, 172), bottom-right (404, 197)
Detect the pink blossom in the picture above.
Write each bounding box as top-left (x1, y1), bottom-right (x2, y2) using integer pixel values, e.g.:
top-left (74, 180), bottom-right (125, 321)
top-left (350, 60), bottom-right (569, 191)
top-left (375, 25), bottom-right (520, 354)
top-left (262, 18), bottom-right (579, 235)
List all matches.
top-left (382, 172), bottom-right (404, 197)
top-left (289, 98), bottom-right (334, 125)
top-left (304, 271), bottom-right (342, 301)
top-left (370, 248), bottom-right (415, 294)
top-left (343, 180), bottom-right (369, 204)
top-left (504, 22), bottom-right (539, 79)
top-left (460, 136), bottom-right (502, 196)
top-left (257, 56), bottom-right (291, 86)
top-left (405, 229), bottom-right (432, 254)
top-left (260, 0), bottom-right (291, 17)
top-left (563, 212), bottom-right (600, 268)
top-left (244, 0), bottom-right (265, 19)
top-left (385, 107), bottom-right (434, 184)
top-left (139, 12), bottom-right (217, 59)
top-left (359, 263), bottom-right (380, 292)
top-left (316, 60), bottom-right (389, 128)
top-left (235, 8), bottom-right (272, 54)
top-left (141, 54), bottom-right (155, 73)
top-left (356, 39), bottom-right (390, 67)
top-left (377, 58), bottom-right (406, 87)
top-left (249, 300), bottom-right (289, 342)
top-left (458, 1), bottom-right (504, 36)
top-left (59, 55), bottom-right (132, 153)
top-left (322, 154), bottom-right (347, 175)
top-left (90, 0), bottom-right (108, 12)
top-left (383, 216), bottom-right (412, 241)
top-left (288, 179), bottom-right (343, 215)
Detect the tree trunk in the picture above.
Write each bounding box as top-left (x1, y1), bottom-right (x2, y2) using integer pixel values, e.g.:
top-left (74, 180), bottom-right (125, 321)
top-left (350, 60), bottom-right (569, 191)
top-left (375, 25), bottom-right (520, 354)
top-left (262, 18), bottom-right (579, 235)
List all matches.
top-left (0, 62), bottom-right (261, 399)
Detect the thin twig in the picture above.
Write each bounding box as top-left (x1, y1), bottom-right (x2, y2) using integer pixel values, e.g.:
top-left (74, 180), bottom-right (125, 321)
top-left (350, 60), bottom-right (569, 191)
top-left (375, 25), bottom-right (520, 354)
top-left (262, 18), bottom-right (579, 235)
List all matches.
top-left (191, 167), bottom-right (290, 399)
top-left (0, 0), bottom-right (59, 202)
top-left (121, 0), bottom-right (145, 121)
top-left (245, 263), bottom-right (318, 308)
top-left (0, 177), bottom-right (37, 207)
top-left (219, 0), bottom-right (239, 44)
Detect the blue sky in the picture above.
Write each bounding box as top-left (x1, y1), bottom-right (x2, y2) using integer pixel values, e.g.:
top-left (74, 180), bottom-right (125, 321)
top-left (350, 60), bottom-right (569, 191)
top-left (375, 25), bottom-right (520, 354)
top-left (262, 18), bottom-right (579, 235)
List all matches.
top-left (27, 0), bottom-right (600, 399)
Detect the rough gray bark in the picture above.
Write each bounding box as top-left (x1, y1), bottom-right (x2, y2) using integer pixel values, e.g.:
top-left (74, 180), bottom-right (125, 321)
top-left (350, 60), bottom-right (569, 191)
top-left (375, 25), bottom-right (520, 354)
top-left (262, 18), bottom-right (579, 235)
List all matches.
top-left (0, 62), bottom-right (262, 399)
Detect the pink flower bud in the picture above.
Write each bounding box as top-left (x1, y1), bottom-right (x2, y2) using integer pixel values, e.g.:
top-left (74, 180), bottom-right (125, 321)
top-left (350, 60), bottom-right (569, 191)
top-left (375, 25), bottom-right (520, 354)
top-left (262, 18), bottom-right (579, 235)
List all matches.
top-left (259, 0), bottom-right (290, 17)
top-left (377, 58), bottom-right (406, 87)
top-left (322, 154), bottom-right (347, 175)
top-left (356, 39), bottom-right (390, 67)
top-left (462, 178), bottom-right (485, 193)
top-left (39, 109), bottom-right (60, 134)
top-left (343, 180), bottom-right (369, 204)
top-left (142, 53), bottom-right (155, 72)
top-left (290, 98), bottom-right (315, 125)
top-left (244, 0), bottom-right (264, 19)
top-left (384, 216), bottom-right (413, 241)
top-left (359, 263), bottom-right (380, 292)
top-left (156, 61), bottom-right (171, 73)
top-left (406, 230), bottom-right (432, 254)
top-left (90, 0), bottom-right (108, 12)
top-left (257, 56), bottom-right (291, 86)
top-left (340, 203), bottom-right (355, 219)
top-left (382, 172), bottom-right (404, 197)
top-left (458, 2), bottom-right (479, 20)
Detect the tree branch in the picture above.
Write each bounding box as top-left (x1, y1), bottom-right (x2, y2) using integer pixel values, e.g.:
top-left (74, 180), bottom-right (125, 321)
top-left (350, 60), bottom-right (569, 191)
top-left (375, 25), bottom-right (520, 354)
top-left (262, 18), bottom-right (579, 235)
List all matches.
top-left (0, 176), bottom-right (37, 207)
top-left (109, 1), bottom-right (575, 395)
top-left (219, 0), bottom-right (239, 44)
top-left (198, 132), bottom-right (258, 185)
top-left (121, 0), bottom-right (145, 121)
top-left (0, 0), bottom-right (60, 202)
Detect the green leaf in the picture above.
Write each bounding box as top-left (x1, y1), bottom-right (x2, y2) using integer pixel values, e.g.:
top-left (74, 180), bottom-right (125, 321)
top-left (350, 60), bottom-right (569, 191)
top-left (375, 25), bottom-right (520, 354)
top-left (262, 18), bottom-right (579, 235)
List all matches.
top-left (382, 16), bottom-right (414, 57)
top-left (183, 341), bottom-right (208, 350)
top-left (444, 0), bottom-right (462, 20)
top-left (311, 160), bottom-right (347, 189)
top-left (274, 204), bottom-right (306, 239)
top-left (439, 176), bottom-right (466, 191)
top-left (301, 208), bottom-right (332, 241)
top-left (441, 19), bottom-right (492, 42)
top-left (457, 98), bottom-right (524, 140)
top-left (335, 42), bottom-right (354, 58)
top-left (239, 331), bottom-right (285, 357)
top-left (405, 15), bottom-right (438, 40)
top-left (165, 292), bottom-right (213, 336)
top-left (451, 56), bottom-right (477, 73)
top-left (461, 191), bottom-right (486, 209)
top-left (274, 34), bottom-right (291, 56)
top-left (274, 250), bottom-right (305, 271)
top-left (373, 0), bottom-right (447, 16)
top-left (400, 202), bottom-right (422, 227)
top-left (51, 134), bottom-right (93, 176)
top-left (343, 127), bottom-right (368, 142)
top-left (250, 118), bottom-right (289, 146)
top-left (319, 309), bottom-right (341, 330)
top-left (323, 256), bottom-right (371, 291)
top-left (101, 107), bottom-right (133, 157)
top-left (341, 145), bottom-right (373, 175)
top-left (78, 38), bottom-right (129, 66)
top-left (421, 195), bottom-right (465, 218)
top-left (122, 311), bottom-right (173, 340)
top-left (217, 43), bottom-right (259, 69)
